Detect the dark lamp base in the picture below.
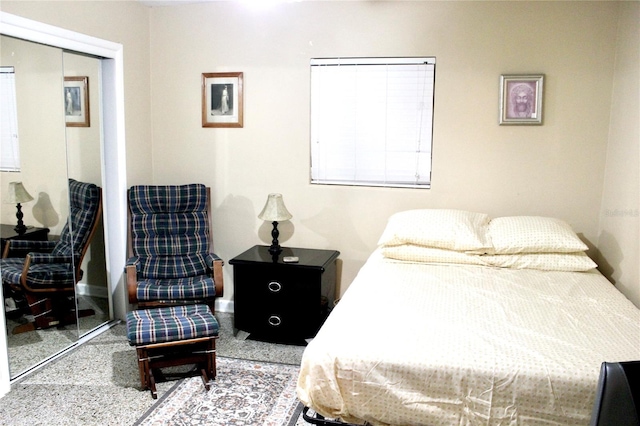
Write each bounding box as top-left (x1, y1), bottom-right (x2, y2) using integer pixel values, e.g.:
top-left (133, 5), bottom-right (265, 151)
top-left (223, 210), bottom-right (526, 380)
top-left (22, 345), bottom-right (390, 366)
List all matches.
top-left (268, 221), bottom-right (283, 256)
top-left (268, 245), bottom-right (282, 255)
top-left (14, 202), bottom-right (27, 234)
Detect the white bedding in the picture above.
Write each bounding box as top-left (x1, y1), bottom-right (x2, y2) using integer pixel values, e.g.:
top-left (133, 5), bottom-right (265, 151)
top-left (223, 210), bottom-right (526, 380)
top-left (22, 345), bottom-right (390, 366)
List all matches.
top-left (297, 251), bottom-right (640, 426)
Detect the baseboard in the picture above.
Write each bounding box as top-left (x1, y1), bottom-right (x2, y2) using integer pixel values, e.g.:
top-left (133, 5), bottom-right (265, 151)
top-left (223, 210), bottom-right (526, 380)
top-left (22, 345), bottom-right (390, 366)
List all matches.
top-left (216, 299), bottom-right (234, 313)
top-left (75, 283), bottom-right (109, 299)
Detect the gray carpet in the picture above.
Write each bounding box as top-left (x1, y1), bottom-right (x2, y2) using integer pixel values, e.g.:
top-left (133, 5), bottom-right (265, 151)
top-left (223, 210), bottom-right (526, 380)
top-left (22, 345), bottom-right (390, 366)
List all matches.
top-left (6, 294), bottom-right (111, 377)
top-left (0, 311), bottom-right (311, 426)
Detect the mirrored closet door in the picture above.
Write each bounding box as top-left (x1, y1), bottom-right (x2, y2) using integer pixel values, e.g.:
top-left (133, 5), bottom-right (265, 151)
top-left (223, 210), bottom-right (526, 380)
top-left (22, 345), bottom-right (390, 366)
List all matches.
top-left (0, 35), bottom-right (111, 379)
top-left (62, 51), bottom-right (110, 339)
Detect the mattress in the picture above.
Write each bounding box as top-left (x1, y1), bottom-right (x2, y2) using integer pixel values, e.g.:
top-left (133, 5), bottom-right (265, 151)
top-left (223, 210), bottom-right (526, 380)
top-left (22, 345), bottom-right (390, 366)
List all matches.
top-left (297, 251), bottom-right (640, 426)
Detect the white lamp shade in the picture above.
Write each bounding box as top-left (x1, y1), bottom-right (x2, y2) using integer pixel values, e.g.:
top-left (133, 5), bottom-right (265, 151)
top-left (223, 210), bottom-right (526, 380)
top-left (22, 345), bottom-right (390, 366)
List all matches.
top-left (258, 193), bottom-right (292, 222)
top-left (7, 181), bottom-right (34, 204)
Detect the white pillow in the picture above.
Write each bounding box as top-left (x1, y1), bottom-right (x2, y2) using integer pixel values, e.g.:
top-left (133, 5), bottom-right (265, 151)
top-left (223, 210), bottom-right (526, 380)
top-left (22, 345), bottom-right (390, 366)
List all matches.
top-left (381, 245), bottom-right (489, 266)
top-left (377, 209), bottom-right (491, 252)
top-left (488, 216), bottom-right (588, 254)
top-left (483, 252), bottom-right (597, 272)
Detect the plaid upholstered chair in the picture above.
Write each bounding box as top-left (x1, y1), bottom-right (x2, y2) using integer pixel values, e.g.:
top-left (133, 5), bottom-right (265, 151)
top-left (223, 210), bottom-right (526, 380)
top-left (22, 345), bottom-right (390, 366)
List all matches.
top-left (1, 179), bottom-right (102, 334)
top-left (126, 184), bottom-right (223, 312)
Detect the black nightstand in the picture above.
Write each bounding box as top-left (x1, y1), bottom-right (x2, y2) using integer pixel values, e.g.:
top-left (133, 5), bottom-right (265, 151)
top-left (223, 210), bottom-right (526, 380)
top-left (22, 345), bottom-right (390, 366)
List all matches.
top-left (229, 245), bottom-right (340, 344)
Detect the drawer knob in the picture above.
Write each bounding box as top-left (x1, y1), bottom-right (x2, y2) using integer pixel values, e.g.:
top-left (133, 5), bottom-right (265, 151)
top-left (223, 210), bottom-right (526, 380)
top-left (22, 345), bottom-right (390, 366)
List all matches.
top-left (267, 281), bottom-right (282, 293)
top-left (268, 315), bottom-right (282, 327)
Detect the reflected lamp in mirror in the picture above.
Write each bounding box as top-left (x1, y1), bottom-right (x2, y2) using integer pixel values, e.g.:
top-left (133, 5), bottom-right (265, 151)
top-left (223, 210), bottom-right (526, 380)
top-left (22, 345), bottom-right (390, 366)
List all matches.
top-left (6, 181), bottom-right (34, 234)
top-left (258, 193), bottom-right (292, 255)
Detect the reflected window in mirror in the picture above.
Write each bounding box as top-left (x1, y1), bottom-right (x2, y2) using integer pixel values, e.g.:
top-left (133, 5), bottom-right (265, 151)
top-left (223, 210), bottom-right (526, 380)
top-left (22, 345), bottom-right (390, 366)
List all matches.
top-left (0, 66), bottom-right (20, 171)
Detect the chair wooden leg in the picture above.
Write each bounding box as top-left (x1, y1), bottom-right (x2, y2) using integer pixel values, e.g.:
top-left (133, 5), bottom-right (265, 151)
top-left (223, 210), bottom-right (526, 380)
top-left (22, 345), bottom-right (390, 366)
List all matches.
top-left (202, 337), bottom-right (217, 389)
top-left (11, 292), bottom-right (90, 334)
top-left (149, 372), bottom-right (157, 399)
top-left (209, 337), bottom-right (217, 380)
top-left (136, 347), bottom-right (151, 391)
top-left (11, 294), bottom-right (57, 334)
top-left (26, 294), bottom-right (57, 329)
top-left (200, 368), bottom-right (211, 391)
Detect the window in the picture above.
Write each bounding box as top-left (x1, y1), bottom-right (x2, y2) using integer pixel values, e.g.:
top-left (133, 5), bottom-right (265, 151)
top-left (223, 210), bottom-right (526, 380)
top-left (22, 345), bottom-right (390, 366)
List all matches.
top-left (310, 57), bottom-right (435, 189)
top-left (1, 66), bottom-right (20, 172)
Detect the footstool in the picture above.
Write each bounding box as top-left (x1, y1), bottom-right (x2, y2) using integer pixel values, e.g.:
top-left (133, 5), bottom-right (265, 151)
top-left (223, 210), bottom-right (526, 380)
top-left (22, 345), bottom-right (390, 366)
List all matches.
top-left (126, 304), bottom-right (219, 399)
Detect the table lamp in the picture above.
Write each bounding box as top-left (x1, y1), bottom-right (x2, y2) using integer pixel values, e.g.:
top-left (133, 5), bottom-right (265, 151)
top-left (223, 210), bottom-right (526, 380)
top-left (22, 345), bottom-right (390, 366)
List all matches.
top-left (7, 181), bottom-right (34, 234)
top-left (258, 193), bottom-right (292, 255)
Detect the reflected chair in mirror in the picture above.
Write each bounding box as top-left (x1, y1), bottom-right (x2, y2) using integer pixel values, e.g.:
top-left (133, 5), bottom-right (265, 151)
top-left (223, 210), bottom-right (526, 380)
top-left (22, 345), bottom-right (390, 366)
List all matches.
top-left (1, 179), bottom-right (102, 334)
top-left (126, 184), bottom-right (223, 313)
top-left (590, 360), bottom-right (640, 426)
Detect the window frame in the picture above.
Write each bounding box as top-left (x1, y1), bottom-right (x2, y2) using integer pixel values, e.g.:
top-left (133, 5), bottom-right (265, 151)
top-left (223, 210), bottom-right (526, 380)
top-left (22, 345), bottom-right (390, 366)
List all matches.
top-left (309, 57), bottom-right (436, 189)
top-left (1, 66), bottom-right (20, 172)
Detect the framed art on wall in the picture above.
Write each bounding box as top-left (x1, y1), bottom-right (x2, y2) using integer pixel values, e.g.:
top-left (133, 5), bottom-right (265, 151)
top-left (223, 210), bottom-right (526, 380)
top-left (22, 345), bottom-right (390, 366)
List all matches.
top-left (500, 74), bottom-right (544, 125)
top-left (202, 72), bottom-right (243, 128)
top-left (64, 76), bottom-right (90, 127)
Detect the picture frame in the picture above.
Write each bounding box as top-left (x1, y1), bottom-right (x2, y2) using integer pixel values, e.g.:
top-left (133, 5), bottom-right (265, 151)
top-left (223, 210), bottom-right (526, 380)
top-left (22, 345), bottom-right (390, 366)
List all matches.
top-left (202, 72), bottom-right (243, 128)
top-left (499, 74), bottom-right (544, 125)
top-left (64, 76), bottom-right (90, 127)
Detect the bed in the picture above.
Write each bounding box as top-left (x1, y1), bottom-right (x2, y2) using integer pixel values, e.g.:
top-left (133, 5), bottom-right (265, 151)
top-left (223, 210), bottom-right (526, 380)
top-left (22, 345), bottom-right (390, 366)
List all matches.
top-left (297, 210), bottom-right (640, 426)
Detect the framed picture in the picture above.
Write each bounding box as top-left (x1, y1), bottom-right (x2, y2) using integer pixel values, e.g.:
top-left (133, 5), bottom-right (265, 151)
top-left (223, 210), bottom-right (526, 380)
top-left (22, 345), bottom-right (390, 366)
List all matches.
top-left (64, 76), bottom-right (90, 127)
top-left (499, 74), bottom-right (544, 125)
top-left (202, 72), bottom-right (243, 128)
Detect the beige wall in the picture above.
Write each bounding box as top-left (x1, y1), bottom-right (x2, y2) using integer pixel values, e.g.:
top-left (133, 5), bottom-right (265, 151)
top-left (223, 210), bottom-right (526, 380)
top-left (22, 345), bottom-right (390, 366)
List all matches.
top-left (596, 2), bottom-right (640, 307)
top-left (63, 52), bottom-right (103, 187)
top-left (2, 1), bottom-right (637, 309)
top-left (148, 1), bottom-right (623, 303)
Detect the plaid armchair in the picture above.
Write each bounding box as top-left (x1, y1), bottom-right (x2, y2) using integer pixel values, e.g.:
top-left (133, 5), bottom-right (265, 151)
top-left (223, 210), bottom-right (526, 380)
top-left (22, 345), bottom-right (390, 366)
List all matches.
top-left (1, 179), bottom-right (102, 333)
top-left (126, 184), bottom-right (223, 312)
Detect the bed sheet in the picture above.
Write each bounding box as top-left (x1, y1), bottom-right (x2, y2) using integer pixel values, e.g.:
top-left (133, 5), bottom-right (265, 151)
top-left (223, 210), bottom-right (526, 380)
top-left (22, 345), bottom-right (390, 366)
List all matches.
top-left (297, 251), bottom-right (640, 426)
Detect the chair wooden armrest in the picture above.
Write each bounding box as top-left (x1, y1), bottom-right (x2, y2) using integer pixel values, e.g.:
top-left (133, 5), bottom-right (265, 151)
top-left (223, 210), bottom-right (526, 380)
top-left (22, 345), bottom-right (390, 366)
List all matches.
top-left (212, 257), bottom-right (224, 297)
top-left (19, 254), bottom-right (75, 293)
top-left (126, 263), bottom-right (139, 304)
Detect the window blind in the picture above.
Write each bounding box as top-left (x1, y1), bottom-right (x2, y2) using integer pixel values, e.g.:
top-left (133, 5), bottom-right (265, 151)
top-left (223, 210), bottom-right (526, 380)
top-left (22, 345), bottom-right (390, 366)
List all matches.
top-left (1, 66), bottom-right (20, 172)
top-left (310, 57), bottom-right (435, 188)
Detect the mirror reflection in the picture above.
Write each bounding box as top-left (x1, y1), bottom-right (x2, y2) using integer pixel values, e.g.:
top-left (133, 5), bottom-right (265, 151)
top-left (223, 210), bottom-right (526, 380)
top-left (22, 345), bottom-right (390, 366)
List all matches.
top-left (62, 51), bottom-right (110, 338)
top-left (0, 35), bottom-right (111, 379)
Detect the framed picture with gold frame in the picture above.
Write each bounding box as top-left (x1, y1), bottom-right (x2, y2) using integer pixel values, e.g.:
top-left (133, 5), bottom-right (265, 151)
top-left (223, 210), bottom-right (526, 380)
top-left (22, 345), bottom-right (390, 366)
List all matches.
top-left (64, 76), bottom-right (90, 127)
top-left (500, 74), bottom-right (544, 125)
top-left (202, 72), bottom-right (243, 128)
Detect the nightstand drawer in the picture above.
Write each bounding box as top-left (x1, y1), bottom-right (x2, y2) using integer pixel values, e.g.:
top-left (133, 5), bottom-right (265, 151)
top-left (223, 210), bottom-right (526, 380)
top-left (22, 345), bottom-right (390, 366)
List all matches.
top-left (240, 265), bottom-right (316, 303)
top-left (247, 308), bottom-right (314, 339)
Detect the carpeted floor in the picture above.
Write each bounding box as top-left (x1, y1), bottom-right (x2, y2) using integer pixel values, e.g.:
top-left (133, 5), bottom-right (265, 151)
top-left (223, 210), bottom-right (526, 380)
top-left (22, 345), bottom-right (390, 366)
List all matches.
top-left (6, 294), bottom-right (111, 377)
top-left (0, 311), bottom-right (313, 426)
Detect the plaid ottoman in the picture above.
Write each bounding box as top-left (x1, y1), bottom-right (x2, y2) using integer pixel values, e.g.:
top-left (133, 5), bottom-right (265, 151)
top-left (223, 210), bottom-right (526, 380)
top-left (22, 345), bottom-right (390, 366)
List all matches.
top-left (126, 304), bottom-right (219, 398)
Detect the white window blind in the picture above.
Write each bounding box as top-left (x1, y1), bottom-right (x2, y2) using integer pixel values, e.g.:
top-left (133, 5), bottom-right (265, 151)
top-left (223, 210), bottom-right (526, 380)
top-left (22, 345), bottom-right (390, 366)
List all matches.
top-left (1, 66), bottom-right (20, 172)
top-left (310, 57), bottom-right (435, 189)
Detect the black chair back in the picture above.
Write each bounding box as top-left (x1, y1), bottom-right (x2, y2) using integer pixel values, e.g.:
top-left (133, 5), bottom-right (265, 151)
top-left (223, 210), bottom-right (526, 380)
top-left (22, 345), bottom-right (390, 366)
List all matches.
top-left (590, 361), bottom-right (640, 426)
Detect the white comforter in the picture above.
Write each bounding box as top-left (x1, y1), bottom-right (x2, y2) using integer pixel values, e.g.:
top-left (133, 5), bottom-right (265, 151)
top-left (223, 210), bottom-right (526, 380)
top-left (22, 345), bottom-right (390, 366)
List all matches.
top-left (297, 251), bottom-right (640, 426)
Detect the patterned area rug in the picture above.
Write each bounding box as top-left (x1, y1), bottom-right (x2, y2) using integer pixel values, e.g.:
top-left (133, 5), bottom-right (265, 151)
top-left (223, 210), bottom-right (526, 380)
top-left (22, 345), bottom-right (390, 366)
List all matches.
top-left (134, 357), bottom-right (305, 426)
